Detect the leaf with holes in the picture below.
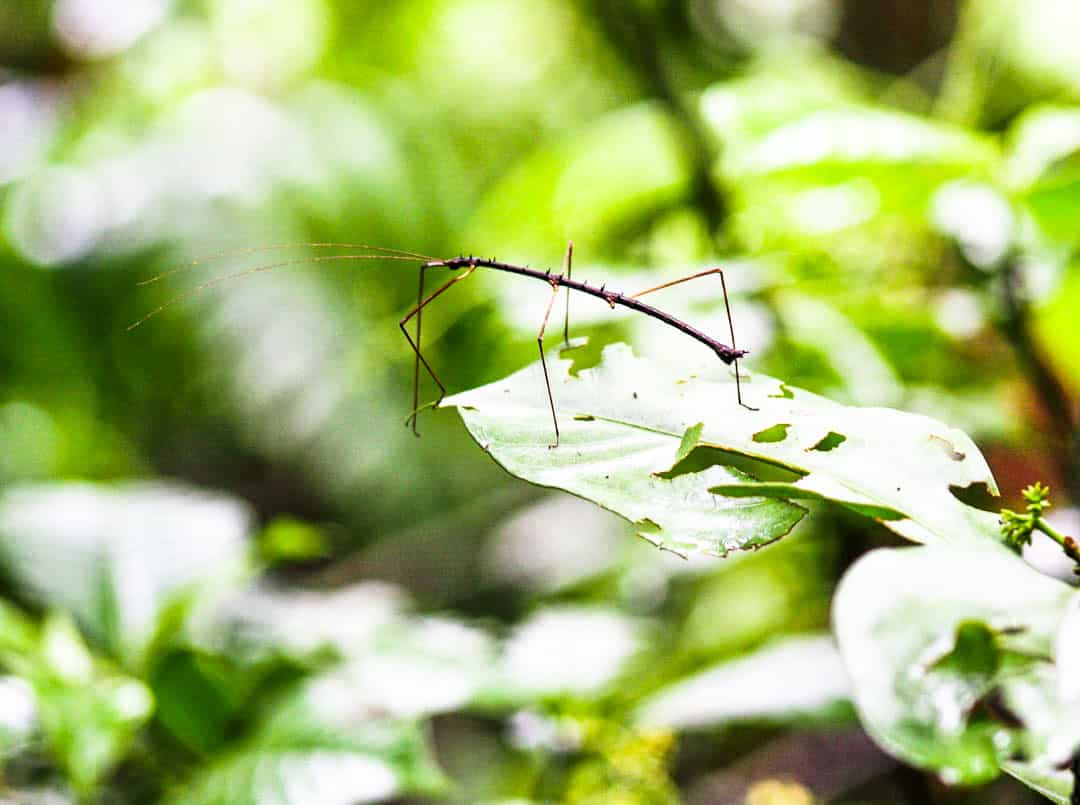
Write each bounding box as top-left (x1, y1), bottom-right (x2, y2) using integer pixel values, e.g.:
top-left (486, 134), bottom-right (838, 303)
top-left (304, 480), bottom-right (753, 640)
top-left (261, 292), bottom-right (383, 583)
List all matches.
top-left (442, 343), bottom-right (805, 557)
top-left (833, 545), bottom-right (1080, 789)
top-left (443, 342), bottom-right (1003, 553)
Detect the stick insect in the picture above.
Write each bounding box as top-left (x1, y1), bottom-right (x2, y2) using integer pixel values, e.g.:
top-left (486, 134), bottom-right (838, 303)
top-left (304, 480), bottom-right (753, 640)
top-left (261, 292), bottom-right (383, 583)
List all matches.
top-left (130, 241), bottom-right (755, 448)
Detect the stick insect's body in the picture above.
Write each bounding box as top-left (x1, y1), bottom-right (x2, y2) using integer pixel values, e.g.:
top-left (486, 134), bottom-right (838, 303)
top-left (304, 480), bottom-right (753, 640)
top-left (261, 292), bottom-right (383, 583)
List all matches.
top-left (131, 241), bottom-right (754, 448)
top-left (431, 256), bottom-right (747, 364)
top-left (403, 243), bottom-right (755, 448)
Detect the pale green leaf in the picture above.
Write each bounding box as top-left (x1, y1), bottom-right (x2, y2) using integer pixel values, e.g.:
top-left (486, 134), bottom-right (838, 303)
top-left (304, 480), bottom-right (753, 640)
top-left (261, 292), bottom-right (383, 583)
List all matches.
top-left (635, 634), bottom-right (851, 729)
top-left (0, 482), bottom-right (252, 669)
top-left (171, 698), bottom-right (447, 805)
top-left (30, 614), bottom-right (154, 795)
top-left (1002, 106), bottom-right (1080, 190)
top-left (443, 343), bottom-right (805, 557)
top-left (444, 343), bottom-right (1002, 552)
top-left (724, 107), bottom-right (997, 180)
top-left (1003, 106), bottom-right (1080, 245)
top-left (466, 103), bottom-right (690, 256)
top-left (833, 545), bottom-right (1080, 787)
top-left (720, 106), bottom-right (999, 262)
top-left (1003, 761), bottom-right (1073, 804)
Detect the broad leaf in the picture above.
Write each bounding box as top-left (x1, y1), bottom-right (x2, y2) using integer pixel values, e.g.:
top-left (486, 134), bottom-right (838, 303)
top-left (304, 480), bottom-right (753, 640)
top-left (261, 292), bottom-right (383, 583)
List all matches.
top-left (1003, 761), bottom-right (1073, 804)
top-left (467, 103), bottom-right (690, 256)
top-left (444, 344), bottom-right (805, 557)
top-left (1003, 106), bottom-right (1080, 245)
top-left (719, 106), bottom-right (999, 264)
top-left (0, 482), bottom-right (252, 669)
top-left (21, 614), bottom-right (153, 795)
top-left (833, 545), bottom-right (1080, 787)
top-left (171, 665), bottom-right (448, 805)
top-left (724, 107), bottom-right (997, 180)
top-left (444, 343), bottom-right (1002, 553)
top-left (168, 721), bottom-right (445, 805)
top-left (635, 634), bottom-right (851, 729)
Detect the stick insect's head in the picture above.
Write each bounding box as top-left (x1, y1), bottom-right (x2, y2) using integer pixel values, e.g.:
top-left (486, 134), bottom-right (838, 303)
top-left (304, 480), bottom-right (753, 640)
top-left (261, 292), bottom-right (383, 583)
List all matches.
top-left (720, 347), bottom-right (750, 363)
top-left (427, 256), bottom-right (474, 271)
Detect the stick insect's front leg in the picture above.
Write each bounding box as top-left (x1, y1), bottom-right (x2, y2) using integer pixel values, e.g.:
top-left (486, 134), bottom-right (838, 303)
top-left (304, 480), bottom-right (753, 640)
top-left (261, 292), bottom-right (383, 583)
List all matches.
top-left (399, 264), bottom-right (477, 435)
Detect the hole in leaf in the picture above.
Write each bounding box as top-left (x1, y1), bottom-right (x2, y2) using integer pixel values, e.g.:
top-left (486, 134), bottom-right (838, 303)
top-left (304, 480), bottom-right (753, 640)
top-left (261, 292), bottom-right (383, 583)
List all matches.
top-left (675, 422), bottom-right (704, 464)
top-left (809, 431), bottom-right (846, 452)
top-left (769, 384), bottom-right (795, 399)
top-left (949, 482), bottom-right (1000, 512)
top-left (753, 423), bottom-right (790, 443)
top-left (930, 620), bottom-right (1000, 676)
top-left (659, 446), bottom-right (805, 483)
top-left (930, 434), bottom-right (966, 461)
top-left (635, 517), bottom-right (662, 535)
top-left (560, 332), bottom-right (616, 377)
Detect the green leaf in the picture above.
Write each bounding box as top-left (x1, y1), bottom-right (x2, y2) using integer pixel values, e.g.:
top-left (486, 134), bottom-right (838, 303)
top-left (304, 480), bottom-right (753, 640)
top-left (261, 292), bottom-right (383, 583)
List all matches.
top-left (466, 103), bottom-right (691, 256)
top-left (700, 47), bottom-right (867, 149)
top-left (724, 107), bottom-right (998, 180)
top-left (1003, 106), bottom-right (1080, 245)
top-left (833, 545), bottom-right (1080, 788)
top-left (30, 614), bottom-right (154, 795)
top-left (1003, 761), bottom-right (1073, 804)
top-left (257, 516), bottom-right (330, 563)
top-left (0, 482), bottom-right (252, 669)
top-left (720, 106), bottom-right (999, 263)
top-left (444, 343), bottom-right (804, 557)
top-left (635, 634), bottom-right (852, 729)
top-left (169, 697), bottom-right (448, 805)
top-left (444, 343), bottom-right (1002, 552)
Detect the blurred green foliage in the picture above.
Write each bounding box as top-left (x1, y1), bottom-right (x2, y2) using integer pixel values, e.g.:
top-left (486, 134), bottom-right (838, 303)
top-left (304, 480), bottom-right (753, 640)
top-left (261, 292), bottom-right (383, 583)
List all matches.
top-left (3, 0), bottom-right (1080, 802)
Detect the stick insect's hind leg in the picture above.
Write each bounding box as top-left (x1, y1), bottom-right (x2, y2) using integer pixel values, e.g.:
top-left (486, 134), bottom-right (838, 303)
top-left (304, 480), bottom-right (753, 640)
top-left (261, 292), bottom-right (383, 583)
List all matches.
top-left (629, 267), bottom-right (758, 411)
top-left (399, 264), bottom-right (477, 435)
top-left (717, 270), bottom-right (758, 412)
top-left (562, 240), bottom-right (574, 347)
top-left (538, 282), bottom-right (562, 448)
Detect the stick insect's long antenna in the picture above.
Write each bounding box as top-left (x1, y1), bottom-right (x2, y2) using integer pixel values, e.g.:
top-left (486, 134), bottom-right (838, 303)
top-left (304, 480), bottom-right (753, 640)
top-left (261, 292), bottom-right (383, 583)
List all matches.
top-left (629, 267), bottom-right (757, 410)
top-left (399, 264), bottom-right (477, 434)
top-left (126, 253), bottom-right (422, 331)
top-left (137, 243), bottom-right (438, 287)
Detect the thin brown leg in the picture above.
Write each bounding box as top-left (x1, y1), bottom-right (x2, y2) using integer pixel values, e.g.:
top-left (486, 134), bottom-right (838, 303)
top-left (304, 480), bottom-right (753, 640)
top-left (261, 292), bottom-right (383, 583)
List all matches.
top-left (629, 267), bottom-right (757, 411)
top-left (562, 240), bottom-right (574, 347)
top-left (399, 265), bottom-right (476, 434)
top-left (538, 282), bottom-right (562, 448)
top-left (410, 265), bottom-right (427, 435)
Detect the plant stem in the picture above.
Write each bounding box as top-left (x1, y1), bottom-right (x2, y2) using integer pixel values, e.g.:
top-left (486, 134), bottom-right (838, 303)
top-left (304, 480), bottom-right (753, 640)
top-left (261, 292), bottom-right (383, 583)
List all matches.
top-left (583, 0), bottom-right (727, 233)
top-left (1034, 516), bottom-right (1080, 567)
top-left (998, 255), bottom-right (1078, 499)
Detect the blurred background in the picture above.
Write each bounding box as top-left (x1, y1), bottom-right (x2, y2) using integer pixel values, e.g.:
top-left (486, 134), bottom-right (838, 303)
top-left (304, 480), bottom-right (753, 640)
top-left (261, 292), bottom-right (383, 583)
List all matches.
top-left (2, 0), bottom-right (1080, 802)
